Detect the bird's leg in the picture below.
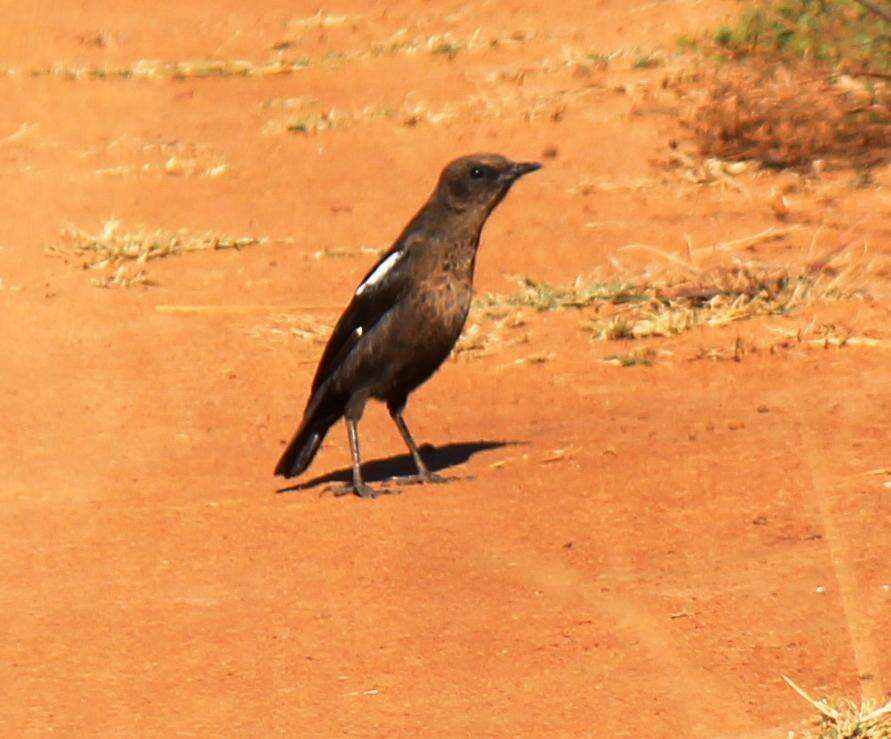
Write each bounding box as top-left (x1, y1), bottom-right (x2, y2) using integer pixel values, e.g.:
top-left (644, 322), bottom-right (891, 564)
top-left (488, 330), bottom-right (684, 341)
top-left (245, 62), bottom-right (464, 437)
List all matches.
top-left (327, 418), bottom-right (392, 499)
top-left (347, 418), bottom-right (383, 498)
top-left (387, 407), bottom-right (454, 485)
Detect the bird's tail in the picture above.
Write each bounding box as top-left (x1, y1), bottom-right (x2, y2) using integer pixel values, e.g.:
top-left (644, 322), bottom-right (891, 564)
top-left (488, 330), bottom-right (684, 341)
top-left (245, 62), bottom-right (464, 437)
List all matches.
top-left (274, 402), bottom-right (338, 479)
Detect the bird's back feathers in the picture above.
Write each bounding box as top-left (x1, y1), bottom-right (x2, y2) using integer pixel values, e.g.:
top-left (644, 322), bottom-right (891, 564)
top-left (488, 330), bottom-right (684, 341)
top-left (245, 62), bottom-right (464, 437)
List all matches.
top-left (309, 253), bottom-right (404, 394)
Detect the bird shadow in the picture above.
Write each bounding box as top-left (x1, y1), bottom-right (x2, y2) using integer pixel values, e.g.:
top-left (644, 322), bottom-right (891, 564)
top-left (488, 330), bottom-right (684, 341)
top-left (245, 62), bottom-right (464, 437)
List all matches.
top-left (276, 439), bottom-right (517, 493)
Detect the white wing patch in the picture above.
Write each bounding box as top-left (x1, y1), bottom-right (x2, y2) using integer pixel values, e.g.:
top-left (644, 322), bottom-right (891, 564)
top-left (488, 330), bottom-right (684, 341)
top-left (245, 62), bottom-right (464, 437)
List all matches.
top-left (355, 326), bottom-right (363, 337)
top-left (355, 251), bottom-right (401, 296)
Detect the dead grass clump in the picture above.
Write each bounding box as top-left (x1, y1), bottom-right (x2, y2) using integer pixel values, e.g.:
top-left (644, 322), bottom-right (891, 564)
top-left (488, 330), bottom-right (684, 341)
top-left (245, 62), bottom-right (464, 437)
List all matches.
top-left (309, 245), bottom-right (382, 260)
top-left (46, 220), bottom-right (264, 287)
top-left (452, 311), bottom-right (529, 361)
top-left (466, 235), bottom-right (870, 356)
top-left (255, 313), bottom-right (332, 343)
top-left (584, 268), bottom-right (793, 340)
top-left (23, 58), bottom-right (310, 81)
top-left (480, 276), bottom-right (642, 312)
top-left (9, 29), bottom-right (540, 82)
top-left (691, 336), bottom-right (753, 362)
top-left (264, 85), bottom-right (601, 136)
top-left (84, 136), bottom-right (229, 179)
top-left (769, 322), bottom-right (891, 349)
top-left (785, 675), bottom-right (891, 738)
top-left (587, 253), bottom-right (867, 340)
top-left (661, 149), bottom-right (758, 190)
top-left (288, 10), bottom-right (360, 30)
top-left (691, 322), bottom-right (891, 362)
top-left (602, 347), bottom-right (659, 366)
top-left (681, 63), bottom-right (891, 166)
top-left (262, 102), bottom-right (457, 135)
top-left (454, 275), bottom-right (642, 361)
top-left (365, 29), bottom-right (536, 60)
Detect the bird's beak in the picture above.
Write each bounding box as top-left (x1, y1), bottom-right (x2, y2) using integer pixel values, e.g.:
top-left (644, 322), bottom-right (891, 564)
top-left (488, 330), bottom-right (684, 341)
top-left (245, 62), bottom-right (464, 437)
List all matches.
top-left (505, 161), bottom-right (542, 180)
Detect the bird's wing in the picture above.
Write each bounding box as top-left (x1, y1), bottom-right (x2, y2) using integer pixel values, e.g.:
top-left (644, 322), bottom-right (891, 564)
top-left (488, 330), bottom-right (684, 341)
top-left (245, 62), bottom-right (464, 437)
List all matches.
top-left (308, 240), bottom-right (415, 396)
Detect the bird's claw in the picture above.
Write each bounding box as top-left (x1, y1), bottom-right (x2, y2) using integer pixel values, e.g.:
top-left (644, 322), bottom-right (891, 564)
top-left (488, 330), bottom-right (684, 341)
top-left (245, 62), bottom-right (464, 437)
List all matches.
top-left (387, 471), bottom-right (462, 486)
top-left (321, 481), bottom-right (398, 499)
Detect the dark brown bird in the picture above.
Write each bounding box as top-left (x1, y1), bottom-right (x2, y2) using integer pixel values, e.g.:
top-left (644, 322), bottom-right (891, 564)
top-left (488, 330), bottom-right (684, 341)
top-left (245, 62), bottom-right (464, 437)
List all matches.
top-left (274, 153), bottom-right (541, 497)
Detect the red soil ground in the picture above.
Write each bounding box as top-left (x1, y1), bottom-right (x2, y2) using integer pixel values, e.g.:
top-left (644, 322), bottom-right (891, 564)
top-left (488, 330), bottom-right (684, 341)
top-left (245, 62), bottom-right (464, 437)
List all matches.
top-left (1, 1), bottom-right (889, 736)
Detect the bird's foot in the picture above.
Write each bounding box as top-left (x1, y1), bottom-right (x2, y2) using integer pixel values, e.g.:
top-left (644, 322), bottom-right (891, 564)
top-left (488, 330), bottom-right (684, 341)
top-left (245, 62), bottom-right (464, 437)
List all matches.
top-left (387, 471), bottom-right (464, 486)
top-left (322, 481), bottom-right (397, 499)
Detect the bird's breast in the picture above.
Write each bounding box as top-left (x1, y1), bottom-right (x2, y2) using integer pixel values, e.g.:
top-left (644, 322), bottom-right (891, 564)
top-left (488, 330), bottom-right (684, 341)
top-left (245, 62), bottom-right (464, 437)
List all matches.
top-left (414, 273), bottom-right (473, 338)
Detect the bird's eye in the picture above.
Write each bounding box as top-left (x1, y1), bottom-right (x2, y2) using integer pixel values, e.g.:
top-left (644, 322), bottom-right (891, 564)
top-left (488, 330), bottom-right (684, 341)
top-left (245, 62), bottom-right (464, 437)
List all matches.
top-left (470, 166), bottom-right (484, 179)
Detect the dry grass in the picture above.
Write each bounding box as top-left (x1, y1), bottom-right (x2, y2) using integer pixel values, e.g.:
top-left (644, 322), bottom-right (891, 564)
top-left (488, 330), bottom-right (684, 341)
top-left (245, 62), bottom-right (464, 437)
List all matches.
top-left (769, 323), bottom-right (891, 349)
top-left (251, 313), bottom-right (332, 344)
top-left (785, 675), bottom-right (891, 738)
top-left (602, 347), bottom-right (659, 366)
top-left (16, 58), bottom-right (312, 81)
top-left (263, 83), bottom-right (601, 135)
top-left (476, 45), bottom-right (674, 85)
top-left (0, 29), bottom-right (542, 83)
top-left (478, 275), bottom-right (641, 312)
top-left (452, 310), bottom-right (530, 361)
top-left (287, 10), bottom-right (361, 30)
top-left (275, 25), bottom-right (541, 63)
top-left (261, 101), bottom-right (457, 135)
top-left (690, 336), bottom-right (753, 362)
top-left (690, 322), bottom-right (891, 363)
top-left (679, 62), bottom-right (891, 167)
top-left (309, 245), bottom-right (382, 260)
top-left (661, 150), bottom-right (759, 190)
top-left (46, 220), bottom-right (265, 287)
top-left (581, 261), bottom-right (845, 341)
top-left (94, 158), bottom-right (228, 179)
top-left (457, 231), bottom-right (873, 361)
top-left (347, 28), bottom-right (537, 60)
top-left (273, 20), bottom-right (668, 82)
top-left (498, 254), bottom-right (863, 342)
top-left (83, 135), bottom-right (229, 179)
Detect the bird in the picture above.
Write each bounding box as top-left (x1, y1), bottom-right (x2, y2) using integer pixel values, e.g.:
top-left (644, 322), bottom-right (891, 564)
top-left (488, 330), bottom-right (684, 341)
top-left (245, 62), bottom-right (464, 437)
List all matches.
top-left (274, 153), bottom-right (541, 498)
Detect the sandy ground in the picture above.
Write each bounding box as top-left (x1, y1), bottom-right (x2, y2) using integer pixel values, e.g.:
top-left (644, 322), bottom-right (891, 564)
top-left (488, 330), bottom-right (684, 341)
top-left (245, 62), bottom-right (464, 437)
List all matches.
top-left (1, 1), bottom-right (890, 736)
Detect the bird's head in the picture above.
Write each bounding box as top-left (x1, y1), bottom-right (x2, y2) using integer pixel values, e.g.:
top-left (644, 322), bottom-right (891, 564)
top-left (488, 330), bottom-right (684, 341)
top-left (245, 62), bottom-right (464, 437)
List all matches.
top-left (434, 153), bottom-right (541, 215)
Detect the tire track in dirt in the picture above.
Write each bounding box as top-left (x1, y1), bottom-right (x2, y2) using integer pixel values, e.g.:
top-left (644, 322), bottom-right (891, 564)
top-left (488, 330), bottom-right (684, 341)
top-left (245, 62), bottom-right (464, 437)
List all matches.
top-left (475, 546), bottom-right (758, 738)
top-left (750, 369), bottom-right (890, 705)
top-left (800, 423), bottom-right (887, 702)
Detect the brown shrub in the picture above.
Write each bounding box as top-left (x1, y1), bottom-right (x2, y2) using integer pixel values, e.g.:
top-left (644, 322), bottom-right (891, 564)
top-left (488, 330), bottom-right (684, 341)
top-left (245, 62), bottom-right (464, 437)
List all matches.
top-left (681, 63), bottom-right (891, 167)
